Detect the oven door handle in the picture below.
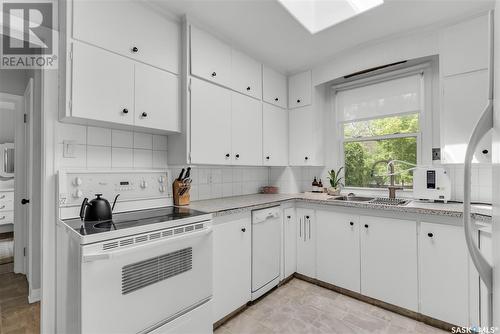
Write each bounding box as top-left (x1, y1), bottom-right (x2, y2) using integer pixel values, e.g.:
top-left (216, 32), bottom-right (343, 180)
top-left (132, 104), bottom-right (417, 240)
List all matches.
top-left (82, 227), bottom-right (213, 263)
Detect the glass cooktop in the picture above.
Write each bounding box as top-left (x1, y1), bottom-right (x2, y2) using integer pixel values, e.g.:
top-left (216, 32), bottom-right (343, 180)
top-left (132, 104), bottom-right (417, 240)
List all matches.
top-left (63, 206), bottom-right (209, 236)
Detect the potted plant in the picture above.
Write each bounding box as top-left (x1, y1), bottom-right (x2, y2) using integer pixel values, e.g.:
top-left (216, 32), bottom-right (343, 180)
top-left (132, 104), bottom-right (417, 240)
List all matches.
top-left (327, 167), bottom-right (344, 196)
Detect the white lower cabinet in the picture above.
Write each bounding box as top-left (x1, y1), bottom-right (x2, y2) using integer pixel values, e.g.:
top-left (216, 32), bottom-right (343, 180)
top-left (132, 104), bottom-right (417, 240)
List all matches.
top-left (283, 208), bottom-right (297, 278)
top-left (419, 222), bottom-right (470, 326)
top-left (316, 211), bottom-right (360, 293)
top-left (296, 209), bottom-right (316, 278)
top-left (212, 214), bottom-right (251, 323)
top-left (360, 216), bottom-right (418, 311)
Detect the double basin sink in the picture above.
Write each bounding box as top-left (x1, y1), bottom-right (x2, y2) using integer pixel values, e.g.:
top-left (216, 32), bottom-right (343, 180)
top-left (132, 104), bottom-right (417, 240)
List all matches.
top-left (329, 195), bottom-right (409, 206)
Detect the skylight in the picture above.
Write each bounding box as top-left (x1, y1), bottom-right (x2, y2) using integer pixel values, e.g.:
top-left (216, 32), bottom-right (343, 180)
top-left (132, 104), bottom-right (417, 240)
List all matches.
top-left (278, 0), bottom-right (384, 34)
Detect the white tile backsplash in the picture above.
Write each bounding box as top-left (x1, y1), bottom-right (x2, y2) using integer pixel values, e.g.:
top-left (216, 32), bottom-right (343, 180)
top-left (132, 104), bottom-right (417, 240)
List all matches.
top-left (56, 123), bottom-right (87, 145)
top-left (87, 146), bottom-right (111, 168)
top-left (112, 148), bottom-right (133, 168)
top-left (133, 133), bottom-right (153, 150)
top-left (153, 135), bottom-right (168, 151)
top-left (87, 127), bottom-right (111, 147)
top-left (112, 130), bottom-right (134, 148)
top-left (133, 149), bottom-right (153, 168)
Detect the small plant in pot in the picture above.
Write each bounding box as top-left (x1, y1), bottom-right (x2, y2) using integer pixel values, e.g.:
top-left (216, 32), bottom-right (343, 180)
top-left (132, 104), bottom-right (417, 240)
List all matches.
top-left (327, 167), bottom-right (344, 196)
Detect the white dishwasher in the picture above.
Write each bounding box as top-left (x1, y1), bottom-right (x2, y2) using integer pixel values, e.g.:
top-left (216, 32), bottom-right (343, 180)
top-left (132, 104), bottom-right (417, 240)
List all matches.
top-left (251, 206), bottom-right (281, 300)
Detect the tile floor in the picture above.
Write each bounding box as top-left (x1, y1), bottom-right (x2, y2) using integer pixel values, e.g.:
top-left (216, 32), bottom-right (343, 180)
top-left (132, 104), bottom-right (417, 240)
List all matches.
top-left (0, 272), bottom-right (40, 334)
top-left (215, 278), bottom-right (448, 334)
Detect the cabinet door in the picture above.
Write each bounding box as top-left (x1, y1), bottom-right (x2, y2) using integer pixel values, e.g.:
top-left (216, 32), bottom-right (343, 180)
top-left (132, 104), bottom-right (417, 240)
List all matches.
top-left (316, 211), bottom-right (360, 293)
top-left (283, 208), bottom-right (297, 278)
top-left (419, 222), bottom-right (469, 327)
top-left (360, 216), bottom-right (418, 311)
top-left (190, 26), bottom-right (232, 88)
top-left (262, 66), bottom-right (287, 109)
top-left (441, 69), bottom-right (490, 164)
top-left (135, 64), bottom-right (180, 133)
top-left (213, 216), bottom-right (251, 322)
top-left (296, 209), bottom-right (315, 278)
top-left (263, 104), bottom-right (288, 166)
top-left (190, 78), bottom-right (232, 165)
top-left (71, 42), bottom-right (134, 126)
top-left (288, 70), bottom-right (312, 109)
top-left (289, 106), bottom-right (315, 165)
top-left (231, 93), bottom-right (262, 165)
top-left (439, 14), bottom-right (489, 77)
top-left (72, 0), bottom-right (180, 73)
top-left (231, 49), bottom-right (262, 99)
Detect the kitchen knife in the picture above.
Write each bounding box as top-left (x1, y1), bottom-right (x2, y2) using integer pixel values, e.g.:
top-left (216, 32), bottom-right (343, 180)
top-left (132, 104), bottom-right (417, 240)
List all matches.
top-left (177, 168), bottom-right (185, 181)
top-left (183, 167), bottom-right (191, 180)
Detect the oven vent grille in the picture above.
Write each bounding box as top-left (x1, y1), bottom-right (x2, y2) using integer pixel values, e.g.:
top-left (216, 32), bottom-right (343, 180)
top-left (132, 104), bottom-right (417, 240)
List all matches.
top-left (121, 247), bottom-right (192, 295)
top-left (101, 222), bottom-right (207, 252)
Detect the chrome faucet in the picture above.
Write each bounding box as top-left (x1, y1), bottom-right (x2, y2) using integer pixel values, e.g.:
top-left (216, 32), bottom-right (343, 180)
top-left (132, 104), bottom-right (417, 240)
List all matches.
top-left (370, 159), bottom-right (402, 199)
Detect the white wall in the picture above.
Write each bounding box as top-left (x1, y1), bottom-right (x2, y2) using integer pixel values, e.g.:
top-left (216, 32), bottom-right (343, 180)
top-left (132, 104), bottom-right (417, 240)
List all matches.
top-left (0, 69), bottom-right (29, 96)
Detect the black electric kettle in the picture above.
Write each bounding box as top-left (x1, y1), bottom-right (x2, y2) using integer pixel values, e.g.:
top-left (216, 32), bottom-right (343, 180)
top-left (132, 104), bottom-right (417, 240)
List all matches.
top-left (79, 194), bottom-right (120, 221)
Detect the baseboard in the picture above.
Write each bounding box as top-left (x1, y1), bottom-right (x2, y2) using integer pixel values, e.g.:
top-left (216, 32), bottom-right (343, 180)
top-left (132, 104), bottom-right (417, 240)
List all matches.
top-left (28, 288), bottom-right (41, 303)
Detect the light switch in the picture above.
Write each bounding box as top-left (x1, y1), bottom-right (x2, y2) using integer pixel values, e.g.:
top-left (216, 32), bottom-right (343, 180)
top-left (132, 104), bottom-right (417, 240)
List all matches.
top-left (63, 140), bottom-right (77, 158)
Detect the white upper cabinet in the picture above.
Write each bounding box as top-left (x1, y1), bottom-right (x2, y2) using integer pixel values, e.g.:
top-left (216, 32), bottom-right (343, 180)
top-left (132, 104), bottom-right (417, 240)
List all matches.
top-left (263, 104), bottom-right (288, 166)
top-left (231, 93), bottom-right (263, 165)
top-left (135, 64), bottom-right (180, 133)
top-left (231, 49), bottom-right (262, 99)
top-left (190, 25), bottom-right (232, 88)
top-left (288, 70), bottom-right (312, 109)
top-left (190, 78), bottom-right (232, 165)
top-left (71, 42), bottom-right (134, 126)
top-left (263, 66), bottom-right (287, 109)
top-left (289, 106), bottom-right (323, 166)
top-left (439, 14), bottom-right (490, 77)
top-left (72, 0), bottom-right (180, 74)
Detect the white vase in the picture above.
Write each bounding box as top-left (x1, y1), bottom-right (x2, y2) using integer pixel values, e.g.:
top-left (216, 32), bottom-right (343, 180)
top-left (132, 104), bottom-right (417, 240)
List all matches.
top-left (327, 187), bottom-right (341, 196)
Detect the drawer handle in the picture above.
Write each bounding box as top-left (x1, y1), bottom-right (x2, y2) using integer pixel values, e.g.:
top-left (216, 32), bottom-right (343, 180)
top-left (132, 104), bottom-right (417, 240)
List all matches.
top-left (349, 222), bottom-right (354, 226)
top-left (132, 46), bottom-right (139, 53)
top-left (427, 232), bottom-right (434, 238)
top-left (211, 72), bottom-right (217, 77)
top-left (122, 108), bottom-right (129, 114)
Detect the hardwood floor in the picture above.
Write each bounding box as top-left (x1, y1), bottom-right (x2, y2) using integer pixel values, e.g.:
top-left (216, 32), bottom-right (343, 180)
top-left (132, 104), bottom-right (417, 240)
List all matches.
top-left (216, 278), bottom-right (448, 334)
top-left (0, 273), bottom-right (39, 334)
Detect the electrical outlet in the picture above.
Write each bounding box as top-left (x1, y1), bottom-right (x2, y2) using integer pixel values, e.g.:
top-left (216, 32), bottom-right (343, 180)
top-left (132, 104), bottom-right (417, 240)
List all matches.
top-left (432, 148), bottom-right (441, 161)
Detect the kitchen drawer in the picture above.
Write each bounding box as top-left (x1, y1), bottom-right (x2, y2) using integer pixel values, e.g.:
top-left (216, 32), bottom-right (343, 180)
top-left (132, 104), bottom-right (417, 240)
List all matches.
top-left (0, 211), bottom-right (13, 225)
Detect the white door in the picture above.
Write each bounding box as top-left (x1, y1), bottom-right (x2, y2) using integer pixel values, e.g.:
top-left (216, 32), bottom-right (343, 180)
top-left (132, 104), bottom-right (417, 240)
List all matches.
top-left (288, 70), bottom-right (312, 109)
top-left (263, 103), bottom-right (288, 166)
top-left (230, 49), bottom-right (262, 99)
top-left (283, 208), bottom-right (296, 278)
top-left (316, 211), bottom-right (360, 293)
top-left (296, 209), bottom-right (315, 278)
top-left (213, 216), bottom-right (251, 322)
top-left (190, 26), bottom-right (232, 88)
top-left (72, 0), bottom-right (180, 73)
top-left (71, 42), bottom-right (134, 126)
top-left (289, 106), bottom-right (315, 165)
top-left (360, 216), bottom-right (418, 311)
top-left (231, 93), bottom-right (262, 165)
top-left (135, 64), bottom-right (180, 133)
top-left (262, 66), bottom-right (287, 109)
top-left (419, 222), bottom-right (470, 327)
top-left (190, 78), bottom-right (231, 165)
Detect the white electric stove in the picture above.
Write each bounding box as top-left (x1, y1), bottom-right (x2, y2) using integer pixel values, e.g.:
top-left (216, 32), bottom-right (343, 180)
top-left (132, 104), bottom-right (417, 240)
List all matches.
top-left (56, 170), bottom-right (214, 334)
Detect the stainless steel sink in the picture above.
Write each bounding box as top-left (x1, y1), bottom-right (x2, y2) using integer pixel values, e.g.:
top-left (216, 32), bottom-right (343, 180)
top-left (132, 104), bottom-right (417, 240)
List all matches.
top-left (329, 196), bottom-right (409, 206)
top-left (329, 196), bottom-right (375, 202)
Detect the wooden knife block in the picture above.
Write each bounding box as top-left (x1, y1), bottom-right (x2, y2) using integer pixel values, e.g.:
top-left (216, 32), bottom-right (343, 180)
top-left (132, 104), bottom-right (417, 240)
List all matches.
top-left (173, 180), bottom-right (190, 206)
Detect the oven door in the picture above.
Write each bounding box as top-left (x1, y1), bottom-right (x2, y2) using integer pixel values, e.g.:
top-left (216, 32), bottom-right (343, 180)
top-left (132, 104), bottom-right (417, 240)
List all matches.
top-left (80, 225), bottom-right (213, 334)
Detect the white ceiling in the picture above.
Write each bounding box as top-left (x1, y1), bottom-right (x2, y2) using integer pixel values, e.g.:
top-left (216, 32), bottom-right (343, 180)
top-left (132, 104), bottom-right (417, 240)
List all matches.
top-left (149, 0), bottom-right (494, 74)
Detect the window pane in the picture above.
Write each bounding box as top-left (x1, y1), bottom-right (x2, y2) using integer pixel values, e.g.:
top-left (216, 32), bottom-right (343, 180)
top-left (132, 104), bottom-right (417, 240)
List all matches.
top-left (343, 113), bottom-right (419, 139)
top-left (344, 137), bottom-right (417, 189)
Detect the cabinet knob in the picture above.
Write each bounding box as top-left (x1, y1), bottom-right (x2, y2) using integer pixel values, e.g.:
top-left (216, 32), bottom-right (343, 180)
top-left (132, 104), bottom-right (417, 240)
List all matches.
top-left (122, 108), bottom-right (129, 114)
top-left (246, 86), bottom-right (251, 91)
top-left (482, 149), bottom-right (489, 154)
top-left (266, 156), bottom-right (270, 160)
top-left (132, 46), bottom-right (139, 53)
top-left (241, 227), bottom-right (246, 232)
top-left (349, 222), bottom-right (354, 226)
top-left (274, 97), bottom-right (279, 102)
top-left (364, 224), bottom-right (369, 228)
top-left (427, 232), bottom-right (434, 238)
top-left (211, 72), bottom-right (217, 77)
top-left (235, 154), bottom-right (240, 159)
top-left (297, 99), bottom-right (301, 103)
top-left (287, 215), bottom-right (291, 219)
top-left (141, 112), bottom-right (148, 118)
top-left (304, 156), bottom-right (309, 160)
top-left (305, 215), bottom-right (310, 219)
top-left (225, 153), bottom-right (230, 158)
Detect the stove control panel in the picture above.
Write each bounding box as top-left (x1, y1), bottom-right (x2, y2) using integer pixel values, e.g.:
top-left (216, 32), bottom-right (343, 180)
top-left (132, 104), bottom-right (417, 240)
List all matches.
top-left (58, 170), bottom-right (171, 207)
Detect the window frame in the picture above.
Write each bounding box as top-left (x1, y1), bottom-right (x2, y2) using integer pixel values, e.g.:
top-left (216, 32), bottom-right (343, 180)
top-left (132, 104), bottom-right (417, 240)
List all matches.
top-left (333, 65), bottom-right (432, 193)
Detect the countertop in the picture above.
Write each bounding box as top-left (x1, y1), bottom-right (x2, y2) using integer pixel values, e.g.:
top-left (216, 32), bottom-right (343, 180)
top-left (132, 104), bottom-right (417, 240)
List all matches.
top-left (187, 193), bottom-right (492, 223)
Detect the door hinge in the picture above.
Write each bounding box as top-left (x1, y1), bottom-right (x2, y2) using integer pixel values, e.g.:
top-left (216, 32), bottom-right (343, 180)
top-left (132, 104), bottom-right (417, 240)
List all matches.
top-left (23, 114), bottom-right (27, 123)
top-left (188, 79), bottom-right (192, 92)
top-left (23, 247), bottom-right (26, 256)
top-left (69, 50), bottom-right (73, 60)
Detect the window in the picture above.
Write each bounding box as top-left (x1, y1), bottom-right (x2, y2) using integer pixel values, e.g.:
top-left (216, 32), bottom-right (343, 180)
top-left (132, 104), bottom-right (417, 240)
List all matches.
top-left (336, 74), bottom-right (422, 189)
